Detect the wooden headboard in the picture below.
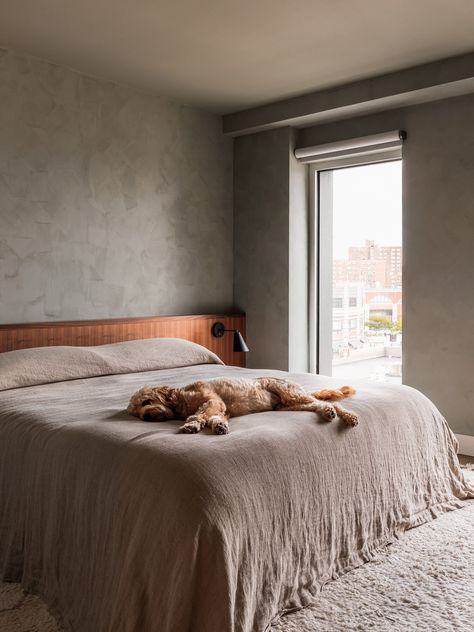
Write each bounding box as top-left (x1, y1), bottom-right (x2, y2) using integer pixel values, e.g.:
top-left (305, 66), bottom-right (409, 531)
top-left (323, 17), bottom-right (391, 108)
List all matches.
top-left (0, 314), bottom-right (246, 367)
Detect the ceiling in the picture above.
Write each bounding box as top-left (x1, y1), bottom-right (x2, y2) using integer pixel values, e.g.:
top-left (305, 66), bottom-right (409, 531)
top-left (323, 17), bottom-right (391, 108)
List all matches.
top-left (1, 0), bottom-right (473, 114)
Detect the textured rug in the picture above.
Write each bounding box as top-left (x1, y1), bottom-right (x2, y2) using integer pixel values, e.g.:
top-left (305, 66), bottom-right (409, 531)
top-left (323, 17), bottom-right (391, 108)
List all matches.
top-left (2, 470), bottom-right (474, 632)
top-left (0, 582), bottom-right (60, 632)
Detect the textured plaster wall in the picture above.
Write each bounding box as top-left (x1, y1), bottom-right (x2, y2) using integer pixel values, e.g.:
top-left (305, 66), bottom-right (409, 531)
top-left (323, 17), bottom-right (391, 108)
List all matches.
top-left (233, 127), bottom-right (309, 371)
top-left (303, 94), bottom-right (474, 436)
top-left (0, 48), bottom-right (233, 323)
top-left (234, 128), bottom-right (291, 370)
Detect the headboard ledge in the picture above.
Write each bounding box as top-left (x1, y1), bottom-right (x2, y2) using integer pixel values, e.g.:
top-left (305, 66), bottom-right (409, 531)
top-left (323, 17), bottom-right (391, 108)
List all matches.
top-left (0, 314), bottom-right (246, 367)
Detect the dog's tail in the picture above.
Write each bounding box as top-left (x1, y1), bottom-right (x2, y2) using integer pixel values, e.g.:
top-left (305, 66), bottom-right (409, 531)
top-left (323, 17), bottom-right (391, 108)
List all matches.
top-left (311, 385), bottom-right (356, 401)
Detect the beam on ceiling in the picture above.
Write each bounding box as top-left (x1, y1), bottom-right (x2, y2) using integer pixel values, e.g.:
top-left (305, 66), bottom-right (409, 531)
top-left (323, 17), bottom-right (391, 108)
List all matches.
top-left (223, 52), bottom-right (474, 137)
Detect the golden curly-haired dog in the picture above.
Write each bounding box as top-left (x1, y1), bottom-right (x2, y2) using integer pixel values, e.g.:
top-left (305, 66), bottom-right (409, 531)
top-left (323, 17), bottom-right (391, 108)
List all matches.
top-left (127, 377), bottom-right (357, 435)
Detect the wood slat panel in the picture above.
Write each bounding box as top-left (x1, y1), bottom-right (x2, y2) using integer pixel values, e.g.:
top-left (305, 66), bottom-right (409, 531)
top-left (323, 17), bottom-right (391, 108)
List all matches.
top-left (0, 314), bottom-right (246, 367)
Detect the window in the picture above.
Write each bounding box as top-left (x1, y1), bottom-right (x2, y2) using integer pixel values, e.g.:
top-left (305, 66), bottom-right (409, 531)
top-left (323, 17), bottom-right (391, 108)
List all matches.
top-left (311, 160), bottom-right (402, 383)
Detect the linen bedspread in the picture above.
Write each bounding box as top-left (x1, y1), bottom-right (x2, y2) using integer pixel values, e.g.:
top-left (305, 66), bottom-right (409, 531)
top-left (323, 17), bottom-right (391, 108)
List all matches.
top-left (1, 364), bottom-right (472, 632)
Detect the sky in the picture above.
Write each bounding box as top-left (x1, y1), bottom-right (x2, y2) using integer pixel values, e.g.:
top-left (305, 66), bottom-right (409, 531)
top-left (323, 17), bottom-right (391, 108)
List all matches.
top-left (332, 161), bottom-right (402, 259)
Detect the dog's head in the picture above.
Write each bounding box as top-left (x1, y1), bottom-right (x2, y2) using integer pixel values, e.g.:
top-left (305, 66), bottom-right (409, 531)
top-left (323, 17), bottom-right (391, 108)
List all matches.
top-left (127, 385), bottom-right (177, 421)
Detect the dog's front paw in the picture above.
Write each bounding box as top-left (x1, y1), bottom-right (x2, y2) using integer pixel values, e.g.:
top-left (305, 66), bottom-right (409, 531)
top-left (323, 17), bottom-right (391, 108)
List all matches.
top-left (209, 415), bottom-right (229, 435)
top-left (321, 404), bottom-right (336, 421)
top-left (185, 415), bottom-right (206, 429)
top-left (179, 422), bottom-right (200, 434)
top-left (214, 422), bottom-right (229, 435)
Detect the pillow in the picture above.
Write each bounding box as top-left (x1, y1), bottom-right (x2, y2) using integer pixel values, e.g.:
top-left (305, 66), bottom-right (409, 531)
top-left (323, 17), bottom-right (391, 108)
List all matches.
top-left (0, 338), bottom-right (223, 391)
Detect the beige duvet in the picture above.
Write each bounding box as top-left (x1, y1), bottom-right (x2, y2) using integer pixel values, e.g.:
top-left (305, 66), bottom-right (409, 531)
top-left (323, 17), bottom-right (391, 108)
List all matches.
top-left (1, 359), bottom-right (473, 632)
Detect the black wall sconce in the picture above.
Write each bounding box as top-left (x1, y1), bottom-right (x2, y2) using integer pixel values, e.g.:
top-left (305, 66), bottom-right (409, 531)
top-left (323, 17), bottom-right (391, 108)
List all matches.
top-left (211, 322), bottom-right (249, 353)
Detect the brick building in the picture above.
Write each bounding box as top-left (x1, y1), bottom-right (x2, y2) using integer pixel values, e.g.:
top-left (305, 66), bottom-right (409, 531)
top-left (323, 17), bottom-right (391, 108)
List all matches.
top-left (334, 240), bottom-right (402, 288)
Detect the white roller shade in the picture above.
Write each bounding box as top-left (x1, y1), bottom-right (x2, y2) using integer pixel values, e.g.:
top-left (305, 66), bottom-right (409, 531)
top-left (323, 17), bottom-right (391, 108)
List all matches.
top-left (295, 130), bottom-right (406, 165)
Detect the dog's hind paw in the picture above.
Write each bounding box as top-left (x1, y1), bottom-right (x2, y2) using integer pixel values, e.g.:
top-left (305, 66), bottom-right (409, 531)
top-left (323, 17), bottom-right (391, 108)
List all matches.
top-left (342, 412), bottom-right (358, 427)
top-left (321, 404), bottom-right (336, 421)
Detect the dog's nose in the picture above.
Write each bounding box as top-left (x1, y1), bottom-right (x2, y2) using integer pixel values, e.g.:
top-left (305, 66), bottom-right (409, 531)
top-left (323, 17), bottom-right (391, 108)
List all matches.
top-left (143, 412), bottom-right (153, 421)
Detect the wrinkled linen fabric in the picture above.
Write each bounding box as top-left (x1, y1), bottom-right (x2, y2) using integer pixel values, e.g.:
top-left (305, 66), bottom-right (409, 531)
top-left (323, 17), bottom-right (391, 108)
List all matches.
top-left (4, 474), bottom-right (474, 632)
top-left (0, 363), bottom-right (472, 632)
top-left (0, 337), bottom-right (223, 391)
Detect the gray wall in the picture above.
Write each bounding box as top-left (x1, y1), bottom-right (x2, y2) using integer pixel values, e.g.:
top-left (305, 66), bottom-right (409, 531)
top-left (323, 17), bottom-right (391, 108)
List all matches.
top-left (233, 127), bottom-right (291, 370)
top-left (0, 48), bottom-right (233, 323)
top-left (234, 93), bottom-right (474, 435)
top-left (233, 127), bottom-right (309, 372)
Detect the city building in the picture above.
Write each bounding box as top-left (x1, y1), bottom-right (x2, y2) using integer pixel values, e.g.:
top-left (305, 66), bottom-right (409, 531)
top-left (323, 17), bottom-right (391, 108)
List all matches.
top-left (334, 240), bottom-right (402, 288)
top-left (333, 258), bottom-right (387, 287)
top-left (365, 288), bottom-right (402, 323)
top-left (378, 245), bottom-right (402, 287)
top-left (332, 282), bottom-right (366, 348)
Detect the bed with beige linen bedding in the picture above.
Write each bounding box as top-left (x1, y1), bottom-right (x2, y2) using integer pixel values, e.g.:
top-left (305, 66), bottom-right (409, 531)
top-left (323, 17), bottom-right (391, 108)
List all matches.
top-left (0, 338), bottom-right (472, 632)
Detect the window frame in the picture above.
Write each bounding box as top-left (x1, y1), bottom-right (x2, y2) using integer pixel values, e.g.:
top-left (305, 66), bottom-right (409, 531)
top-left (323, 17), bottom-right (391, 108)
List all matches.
top-left (308, 154), bottom-right (402, 374)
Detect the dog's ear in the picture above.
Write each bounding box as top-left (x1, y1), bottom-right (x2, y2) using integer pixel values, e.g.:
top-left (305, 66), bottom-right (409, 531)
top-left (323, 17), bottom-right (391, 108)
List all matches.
top-left (153, 386), bottom-right (177, 406)
top-left (134, 385), bottom-right (151, 397)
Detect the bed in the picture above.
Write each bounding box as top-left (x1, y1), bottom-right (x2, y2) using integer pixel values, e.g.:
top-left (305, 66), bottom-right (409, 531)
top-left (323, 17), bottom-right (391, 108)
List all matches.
top-left (0, 315), bottom-right (472, 632)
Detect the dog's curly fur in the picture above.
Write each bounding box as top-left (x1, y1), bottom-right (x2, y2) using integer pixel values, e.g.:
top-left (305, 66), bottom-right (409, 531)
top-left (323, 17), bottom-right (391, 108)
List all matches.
top-left (127, 377), bottom-right (358, 435)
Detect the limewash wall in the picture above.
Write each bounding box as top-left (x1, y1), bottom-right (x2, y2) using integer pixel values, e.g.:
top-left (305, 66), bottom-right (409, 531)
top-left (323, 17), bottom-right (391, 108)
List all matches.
top-left (234, 93), bottom-right (474, 436)
top-left (0, 48), bottom-right (233, 323)
top-left (233, 127), bottom-right (308, 372)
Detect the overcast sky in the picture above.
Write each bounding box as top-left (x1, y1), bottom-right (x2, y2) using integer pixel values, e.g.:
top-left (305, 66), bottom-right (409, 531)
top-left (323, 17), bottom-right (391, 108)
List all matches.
top-left (332, 161), bottom-right (402, 259)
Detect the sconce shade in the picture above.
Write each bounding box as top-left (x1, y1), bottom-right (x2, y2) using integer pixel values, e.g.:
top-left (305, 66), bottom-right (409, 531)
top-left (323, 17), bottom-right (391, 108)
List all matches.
top-left (233, 330), bottom-right (249, 353)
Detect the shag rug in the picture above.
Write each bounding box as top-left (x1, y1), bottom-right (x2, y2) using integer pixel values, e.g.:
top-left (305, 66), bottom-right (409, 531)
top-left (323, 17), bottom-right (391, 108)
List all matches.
top-left (2, 471), bottom-right (474, 632)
